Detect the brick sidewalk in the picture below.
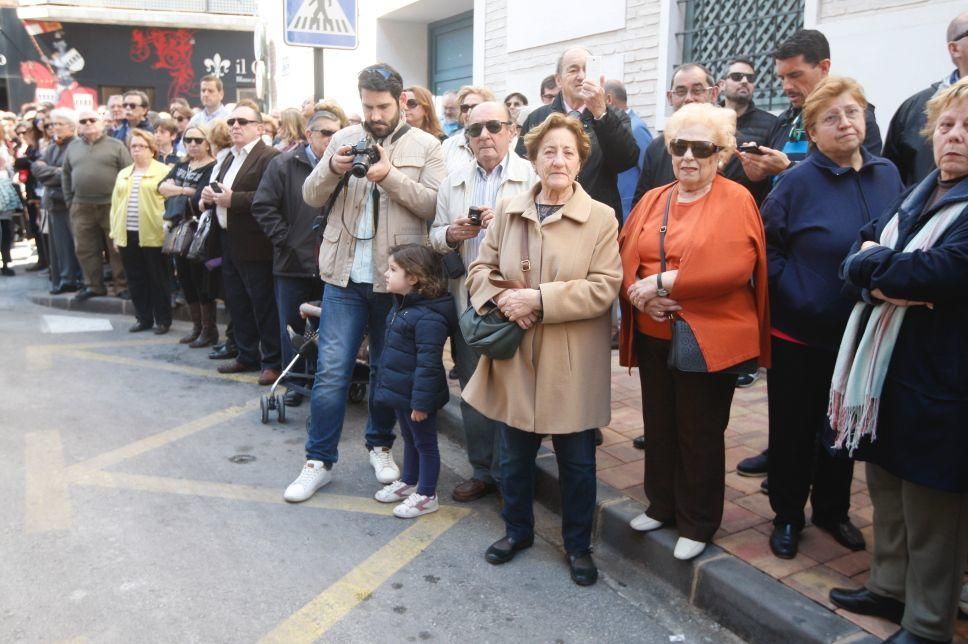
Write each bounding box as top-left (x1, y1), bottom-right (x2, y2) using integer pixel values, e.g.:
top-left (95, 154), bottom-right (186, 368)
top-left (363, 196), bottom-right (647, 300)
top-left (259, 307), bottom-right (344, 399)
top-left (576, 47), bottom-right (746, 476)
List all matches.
top-left (447, 351), bottom-right (968, 642)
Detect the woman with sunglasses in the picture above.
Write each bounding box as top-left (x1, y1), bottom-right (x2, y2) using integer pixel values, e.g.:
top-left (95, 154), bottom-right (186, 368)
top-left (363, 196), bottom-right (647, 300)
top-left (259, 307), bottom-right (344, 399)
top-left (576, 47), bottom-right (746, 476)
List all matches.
top-left (274, 108), bottom-right (307, 152)
top-left (169, 104), bottom-right (194, 156)
top-left (759, 77), bottom-right (903, 560)
top-left (403, 86), bottom-right (446, 141)
top-left (503, 92), bottom-right (528, 123)
top-left (158, 124), bottom-right (217, 346)
top-left (618, 102), bottom-right (770, 560)
top-left (109, 129), bottom-right (173, 333)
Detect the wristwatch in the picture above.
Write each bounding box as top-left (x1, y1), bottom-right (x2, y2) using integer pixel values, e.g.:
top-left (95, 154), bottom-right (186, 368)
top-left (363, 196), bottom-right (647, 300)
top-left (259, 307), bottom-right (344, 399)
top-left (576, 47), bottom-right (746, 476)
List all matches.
top-left (656, 273), bottom-right (669, 298)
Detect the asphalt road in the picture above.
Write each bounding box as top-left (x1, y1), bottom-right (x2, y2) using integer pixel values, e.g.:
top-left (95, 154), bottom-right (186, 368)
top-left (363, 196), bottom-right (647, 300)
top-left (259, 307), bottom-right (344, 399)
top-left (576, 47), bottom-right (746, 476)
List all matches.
top-left (0, 252), bottom-right (743, 644)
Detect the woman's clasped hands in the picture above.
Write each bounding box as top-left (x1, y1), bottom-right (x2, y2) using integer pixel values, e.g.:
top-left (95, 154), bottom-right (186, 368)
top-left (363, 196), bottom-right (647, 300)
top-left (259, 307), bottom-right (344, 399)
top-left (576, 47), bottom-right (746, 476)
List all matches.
top-left (627, 272), bottom-right (682, 323)
top-left (496, 288), bottom-right (542, 329)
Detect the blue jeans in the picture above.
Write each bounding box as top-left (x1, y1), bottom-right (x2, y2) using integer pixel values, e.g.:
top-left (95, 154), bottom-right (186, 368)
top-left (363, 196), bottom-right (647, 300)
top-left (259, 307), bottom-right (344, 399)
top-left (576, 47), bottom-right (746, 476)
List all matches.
top-left (305, 281), bottom-right (396, 464)
top-left (397, 410), bottom-right (440, 497)
top-left (274, 275), bottom-right (321, 382)
top-left (499, 424), bottom-right (597, 556)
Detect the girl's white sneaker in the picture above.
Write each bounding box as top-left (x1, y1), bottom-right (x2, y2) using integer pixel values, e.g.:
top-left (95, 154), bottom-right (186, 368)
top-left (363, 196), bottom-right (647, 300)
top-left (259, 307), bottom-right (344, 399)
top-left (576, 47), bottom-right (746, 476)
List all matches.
top-left (375, 480), bottom-right (416, 503)
top-left (629, 513), bottom-right (664, 532)
top-left (393, 492), bottom-right (439, 518)
top-left (674, 537), bottom-right (706, 560)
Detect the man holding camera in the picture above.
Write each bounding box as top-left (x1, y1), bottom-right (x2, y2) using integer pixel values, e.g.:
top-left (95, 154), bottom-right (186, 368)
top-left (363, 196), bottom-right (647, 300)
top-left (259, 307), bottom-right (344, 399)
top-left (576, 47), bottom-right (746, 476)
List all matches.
top-left (284, 63), bottom-right (446, 503)
top-left (430, 101), bottom-right (537, 502)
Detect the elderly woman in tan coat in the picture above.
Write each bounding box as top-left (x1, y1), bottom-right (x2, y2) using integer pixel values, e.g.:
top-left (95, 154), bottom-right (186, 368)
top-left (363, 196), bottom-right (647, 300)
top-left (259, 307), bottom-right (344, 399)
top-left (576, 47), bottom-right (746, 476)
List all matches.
top-left (464, 112), bottom-right (622, 587)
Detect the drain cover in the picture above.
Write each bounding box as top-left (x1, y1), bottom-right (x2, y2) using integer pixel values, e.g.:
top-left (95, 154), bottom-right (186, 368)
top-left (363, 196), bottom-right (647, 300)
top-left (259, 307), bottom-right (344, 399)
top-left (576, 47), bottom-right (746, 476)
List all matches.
top-left (228, 454), bottom-right (256, 464)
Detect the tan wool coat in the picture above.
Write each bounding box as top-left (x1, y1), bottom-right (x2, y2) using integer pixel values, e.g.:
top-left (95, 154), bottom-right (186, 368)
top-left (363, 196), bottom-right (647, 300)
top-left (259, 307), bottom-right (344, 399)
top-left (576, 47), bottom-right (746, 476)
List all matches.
top-left (462, 183), bottom-right (622, 434)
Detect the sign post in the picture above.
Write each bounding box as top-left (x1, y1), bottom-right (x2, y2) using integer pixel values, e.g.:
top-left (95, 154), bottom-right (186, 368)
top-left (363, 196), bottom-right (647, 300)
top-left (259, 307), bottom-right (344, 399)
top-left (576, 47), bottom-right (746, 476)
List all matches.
top-left (284, 0), bottom-right (357, 101)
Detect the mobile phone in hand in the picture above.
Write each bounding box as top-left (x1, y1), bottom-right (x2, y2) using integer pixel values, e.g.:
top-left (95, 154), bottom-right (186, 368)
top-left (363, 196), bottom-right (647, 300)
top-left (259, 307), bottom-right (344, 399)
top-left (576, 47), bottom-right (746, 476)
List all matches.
top-left (739, 142), bottom-right (765, 155)
top-left (209, 181), bottom-right (223, 193)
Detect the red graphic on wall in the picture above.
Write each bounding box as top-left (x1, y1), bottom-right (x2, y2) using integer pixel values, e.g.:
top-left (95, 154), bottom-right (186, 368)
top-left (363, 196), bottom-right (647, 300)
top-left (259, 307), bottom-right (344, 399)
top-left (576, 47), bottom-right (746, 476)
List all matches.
top-left (130, 28), bottom-right (196, 101)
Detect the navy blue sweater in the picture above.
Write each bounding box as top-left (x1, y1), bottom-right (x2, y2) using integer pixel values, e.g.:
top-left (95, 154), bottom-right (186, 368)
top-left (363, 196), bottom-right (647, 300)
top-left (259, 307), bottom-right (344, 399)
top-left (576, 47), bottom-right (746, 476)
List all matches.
top-left (762, 149), bottom-right (904, 351)
top-left (374, 293), bottom-right (456, 413)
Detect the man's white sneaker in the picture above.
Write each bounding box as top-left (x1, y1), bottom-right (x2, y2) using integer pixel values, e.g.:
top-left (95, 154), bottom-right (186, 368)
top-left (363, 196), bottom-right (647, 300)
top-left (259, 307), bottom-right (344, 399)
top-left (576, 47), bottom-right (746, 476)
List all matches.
top-left (674, 537), bottom-right (706, 560)
top-left (375, 480), bottom-right (416, 503)
top-left (393, 492), bottom-right (439, 518)
top-left (629, 513), bottom-right (664, 532)
top-left (369, 447), bottom-right (400, 484)
top-left (283, 460), bottom-right (331, 502)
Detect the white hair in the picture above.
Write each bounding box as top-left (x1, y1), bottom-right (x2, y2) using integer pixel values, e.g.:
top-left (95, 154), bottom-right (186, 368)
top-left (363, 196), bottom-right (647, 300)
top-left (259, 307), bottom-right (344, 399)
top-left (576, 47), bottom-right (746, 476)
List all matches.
top-left (49, 108), bottom-right (78, 128)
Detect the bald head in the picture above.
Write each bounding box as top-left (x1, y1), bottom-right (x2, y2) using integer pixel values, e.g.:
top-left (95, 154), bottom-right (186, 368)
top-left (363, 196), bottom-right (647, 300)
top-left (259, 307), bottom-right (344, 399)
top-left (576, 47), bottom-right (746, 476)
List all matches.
top-left (948, 11), bottom-right (968, 76)
top-left (946, 11), bottom-right (968, 42)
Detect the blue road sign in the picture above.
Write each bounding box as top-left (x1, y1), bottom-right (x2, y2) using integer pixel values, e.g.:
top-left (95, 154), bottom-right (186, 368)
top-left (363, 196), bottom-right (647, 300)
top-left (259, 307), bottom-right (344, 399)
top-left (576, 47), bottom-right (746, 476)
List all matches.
top-left (284, 0), bottom-right (358, 49)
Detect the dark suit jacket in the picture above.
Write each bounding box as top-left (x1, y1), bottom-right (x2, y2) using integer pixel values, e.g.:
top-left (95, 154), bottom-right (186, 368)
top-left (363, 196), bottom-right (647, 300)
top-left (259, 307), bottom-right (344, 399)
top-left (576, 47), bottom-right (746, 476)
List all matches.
top-left (214, 140), bottom-right (280, 263)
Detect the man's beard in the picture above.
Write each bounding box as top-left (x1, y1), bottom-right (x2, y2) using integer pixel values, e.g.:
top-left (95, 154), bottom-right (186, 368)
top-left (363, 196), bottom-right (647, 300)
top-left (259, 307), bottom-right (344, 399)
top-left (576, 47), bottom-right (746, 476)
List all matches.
top-left (727, 91), bottom-right (752, 107)
top-left (363, 110), bottom-right (400, 140)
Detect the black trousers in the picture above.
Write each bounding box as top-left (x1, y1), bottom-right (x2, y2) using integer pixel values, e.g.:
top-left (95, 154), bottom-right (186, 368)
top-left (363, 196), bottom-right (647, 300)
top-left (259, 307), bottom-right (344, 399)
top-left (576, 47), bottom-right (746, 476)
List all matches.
top-left (118, 231), bottom-right (171, 327)
top-left (0, 218), bottom-right (12, 265)
top-left (636, 333), bottom-right (736, 542)
top-left (174, 255), bottom-right (213, 304)
top-left (219, 229), bottom-right (280, 370)
top-left (767, 336), bottom-right (854, 528)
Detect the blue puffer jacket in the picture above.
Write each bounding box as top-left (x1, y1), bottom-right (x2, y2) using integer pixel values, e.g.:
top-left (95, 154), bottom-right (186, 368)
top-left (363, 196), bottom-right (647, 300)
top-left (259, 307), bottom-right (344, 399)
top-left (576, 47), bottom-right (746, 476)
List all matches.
top-left (374, 292), bottom-right (456, 413)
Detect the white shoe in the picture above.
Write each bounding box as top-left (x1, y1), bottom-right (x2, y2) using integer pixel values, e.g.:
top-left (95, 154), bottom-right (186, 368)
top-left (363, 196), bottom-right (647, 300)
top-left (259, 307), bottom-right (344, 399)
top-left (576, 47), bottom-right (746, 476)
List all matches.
top-left (674, 537), bottom-right (706, 560)
top-left (629, 513), bottom-right (664, 532)
top-left (369, 447), bottom-right (400, 484)
top-left (375, 480), bottom-right (416, 503)
top-left (393, 492), bottom-right (439, 518)
top-left (283, 460), bottom-right (331, 502)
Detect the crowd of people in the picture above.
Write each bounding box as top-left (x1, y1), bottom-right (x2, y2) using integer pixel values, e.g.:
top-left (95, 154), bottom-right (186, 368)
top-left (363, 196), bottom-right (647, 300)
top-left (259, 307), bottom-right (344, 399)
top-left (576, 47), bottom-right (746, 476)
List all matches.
top-left (2, 13), bottom-right (967, 642)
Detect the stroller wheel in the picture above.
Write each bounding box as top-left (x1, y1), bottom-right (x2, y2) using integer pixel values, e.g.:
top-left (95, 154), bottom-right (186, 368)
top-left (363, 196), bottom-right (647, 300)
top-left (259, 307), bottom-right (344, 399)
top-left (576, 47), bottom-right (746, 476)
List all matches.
top-left (276, 396), bottom-right (287, 423)
top-left (348, 383), bottom-right (366, 403)
top-left (260, 395), bottom-right (270, 424)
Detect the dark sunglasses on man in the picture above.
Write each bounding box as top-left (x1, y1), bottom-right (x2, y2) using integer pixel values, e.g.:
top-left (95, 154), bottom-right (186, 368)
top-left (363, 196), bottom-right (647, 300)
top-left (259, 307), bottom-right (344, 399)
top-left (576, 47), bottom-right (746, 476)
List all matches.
top-left (226, 117), bottom-right (259, 127)
top-left (310, 128), bottom-right (337, 137)
top-left (726, 72), bottom-right (755, 83)
top-left (465, 120), bottom-right (512, 137)
top-left (123, 102), bottom-right (142, 110)
top-left (78, 118), bottom-right (97, 125)
top-left (668, 139), bottom-right (723, 159)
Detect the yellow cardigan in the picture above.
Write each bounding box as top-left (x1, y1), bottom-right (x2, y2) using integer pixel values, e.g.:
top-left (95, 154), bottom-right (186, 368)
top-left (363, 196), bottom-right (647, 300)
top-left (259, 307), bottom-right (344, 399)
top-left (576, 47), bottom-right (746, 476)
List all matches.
top-left (109, 159), bottom-right (170, 247)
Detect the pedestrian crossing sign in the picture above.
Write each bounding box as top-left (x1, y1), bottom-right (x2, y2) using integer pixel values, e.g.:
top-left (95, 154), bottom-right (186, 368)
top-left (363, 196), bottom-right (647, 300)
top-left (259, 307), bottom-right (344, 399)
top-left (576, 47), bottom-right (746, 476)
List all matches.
top-left (284, 0), bottom-right (358, 49)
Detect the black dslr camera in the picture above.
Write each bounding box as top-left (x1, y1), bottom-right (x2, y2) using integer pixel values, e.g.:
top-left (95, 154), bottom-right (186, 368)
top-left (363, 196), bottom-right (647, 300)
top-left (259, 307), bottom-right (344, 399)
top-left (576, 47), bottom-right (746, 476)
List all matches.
top-left (349, 137), bottom-right (380, 178)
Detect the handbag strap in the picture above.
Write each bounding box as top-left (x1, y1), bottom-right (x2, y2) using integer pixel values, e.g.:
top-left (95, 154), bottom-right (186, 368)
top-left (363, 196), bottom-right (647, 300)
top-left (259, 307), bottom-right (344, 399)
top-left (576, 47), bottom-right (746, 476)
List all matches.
top-left (488, 215), bottom-right (530, 289)
top-left (657, 185), bottom-right (675, 279)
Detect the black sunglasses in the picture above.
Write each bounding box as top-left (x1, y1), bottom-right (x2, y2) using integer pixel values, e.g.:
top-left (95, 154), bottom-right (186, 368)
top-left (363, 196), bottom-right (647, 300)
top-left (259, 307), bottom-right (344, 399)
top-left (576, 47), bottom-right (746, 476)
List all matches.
top-left (123, 102), bottom-right (142, 109)
top-left (226, 117), bottom-right (259, 126)
top-left (78, 118), bottom-right (97, 125)
top-left (405, 99), bottom-right (419, 109)
top-left (726, 72), bottom-right (755, 83)
top-left (669, 139), bottom-right (723, 159)
top-left (310, 128), bottom-right (337, 137)
top-left (465, 120), bottom-right (511, 137)
top-left (182, 136), bottom-right (206, 144)
top-left (459, 103), bottom-right (480, 114)
top-left (952, 28), bottom-right (968, 43)
top-left (175, 116), bottom-right (188, 122)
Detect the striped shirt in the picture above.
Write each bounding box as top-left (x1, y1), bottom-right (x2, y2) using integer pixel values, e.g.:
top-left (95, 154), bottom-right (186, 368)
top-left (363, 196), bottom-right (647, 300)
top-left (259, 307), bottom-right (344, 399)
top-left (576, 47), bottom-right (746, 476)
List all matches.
top-left (126, 170), bottom-right (145, 231)
top-left (464, 159), bottom-right (507, 263)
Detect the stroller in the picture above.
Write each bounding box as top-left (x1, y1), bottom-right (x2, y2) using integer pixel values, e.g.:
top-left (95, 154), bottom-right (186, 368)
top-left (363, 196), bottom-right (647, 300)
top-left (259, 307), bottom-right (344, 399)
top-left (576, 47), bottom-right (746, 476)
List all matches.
top-left (260, 301), bottom-right (371, 424)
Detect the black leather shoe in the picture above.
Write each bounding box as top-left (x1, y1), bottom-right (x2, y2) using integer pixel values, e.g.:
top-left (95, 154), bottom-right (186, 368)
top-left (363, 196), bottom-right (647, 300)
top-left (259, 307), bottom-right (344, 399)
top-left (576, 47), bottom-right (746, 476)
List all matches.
top-left (284, 390), bottom-right (304, 407)
top-left (485, 535), bottom-right (534, 565)
top-left (814, 518), bottom-right (866, 551)
top-left (882, 627), bottom-right (948, 643)
top-left (129, 321), bottom-right (152, 333)
top-left (208, 342), bottom-right (239, 360)
top-left (153, 324), bottom-right (171, 335)
top-left (633, 434), bottom-right (646, 450)
top-left (594, 428), bottom-right (603, 446)
top-left (74, 288), bottom-right (105, 302)
top-left (769, 524), bottom-right (800, 559)
top-left (737, 450), bottom-right (768, 476)
top-left (567, 552), bottom-right (598, 586)
top-left (760, 478), bottom-right (769, 494)
top-left (829, 587), bottom-right (904, 624)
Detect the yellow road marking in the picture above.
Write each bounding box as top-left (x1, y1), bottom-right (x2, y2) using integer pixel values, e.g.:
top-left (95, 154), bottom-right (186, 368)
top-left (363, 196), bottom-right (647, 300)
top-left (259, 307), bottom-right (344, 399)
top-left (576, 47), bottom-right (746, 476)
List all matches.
top-left (259, 508), bottom-right (469, 644)
top-left (24, 431), bottom-right (72, 532)
top-left (65, 400), bottom-right (257, 476)
top-left (73, 470), bottom-right (397, 517)
top-left (62, 349), bottom-right (260, 384)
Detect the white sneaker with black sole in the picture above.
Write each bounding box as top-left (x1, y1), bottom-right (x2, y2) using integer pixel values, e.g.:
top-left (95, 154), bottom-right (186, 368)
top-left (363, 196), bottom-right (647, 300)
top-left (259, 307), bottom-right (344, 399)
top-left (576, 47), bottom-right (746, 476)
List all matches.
top-left (369, 447), bottom-right (400, 484)
top-left (283, 460), bottom-right (331, 502)
top-left (393, 492), bottom-right (438, 518)
top-left (375, 480), bottom-right (416, 503)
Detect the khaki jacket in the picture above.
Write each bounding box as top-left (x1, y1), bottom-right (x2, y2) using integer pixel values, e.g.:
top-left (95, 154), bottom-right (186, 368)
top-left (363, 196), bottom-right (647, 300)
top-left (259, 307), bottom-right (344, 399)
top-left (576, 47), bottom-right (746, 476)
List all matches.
top-left (429, 153), bottom-right (537, 313)
top-left (302, 121), bottom-right (446, 291)
top-left (109, 159), bottom-right (169, 247)
top-left (462, 183), bottom-right (622, 433)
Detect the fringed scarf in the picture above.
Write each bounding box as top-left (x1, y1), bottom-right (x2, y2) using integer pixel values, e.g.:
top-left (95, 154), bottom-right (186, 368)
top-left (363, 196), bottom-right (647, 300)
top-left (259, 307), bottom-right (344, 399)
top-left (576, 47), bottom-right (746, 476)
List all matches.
top-left (828, 198), bottom-right (964, 454)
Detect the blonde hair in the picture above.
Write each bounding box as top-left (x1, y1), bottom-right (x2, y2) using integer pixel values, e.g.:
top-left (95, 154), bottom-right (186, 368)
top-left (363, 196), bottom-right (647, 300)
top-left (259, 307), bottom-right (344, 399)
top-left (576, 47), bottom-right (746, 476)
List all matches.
top-left (457, 85), bottom-right (496, 107)
top-left (802, 76), bottom-right (868, 134)
top-left (181, 123), bottom-right (212, 161)
top-left (207, 118), bottom-right (232, 152)
top-left (523, 112), bottom-right (591, 165)
top-left (277, 108), bottom-right (306, 144)
top-left (921, 76), bottom-right (968, 139)
top-left (664, 103), bottom-right (736, 155)
top-left (313, 99), bottom-right (348, 128)
top-left (127, 128), bottom-right (157, 155)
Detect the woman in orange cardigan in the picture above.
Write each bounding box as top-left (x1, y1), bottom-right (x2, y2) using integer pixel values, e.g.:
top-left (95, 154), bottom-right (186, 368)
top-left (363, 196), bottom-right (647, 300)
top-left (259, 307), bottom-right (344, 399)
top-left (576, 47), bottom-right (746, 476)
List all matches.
top-left (618, 103), bottom-right (770, 560)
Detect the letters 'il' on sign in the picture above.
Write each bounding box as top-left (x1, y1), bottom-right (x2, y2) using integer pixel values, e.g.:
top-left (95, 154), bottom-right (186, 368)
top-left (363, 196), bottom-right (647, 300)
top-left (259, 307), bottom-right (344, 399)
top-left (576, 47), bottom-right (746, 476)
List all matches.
top-left (284, 0), bottom-right (358, 49)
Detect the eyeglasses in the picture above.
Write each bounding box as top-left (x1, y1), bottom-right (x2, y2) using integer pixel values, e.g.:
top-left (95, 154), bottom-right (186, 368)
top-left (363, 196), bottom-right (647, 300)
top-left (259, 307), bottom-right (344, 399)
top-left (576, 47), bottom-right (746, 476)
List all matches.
top-left (726, 72), bottom-right (755, 83)
top-left (129, 143), bottom-right (149, 150)
top-left (669, 139), bottom-right (723, 159)
top-left (182, 136), bottom-right (206, 144)
top-left (78, 118), bottom-right (98, 125)
top-left (818, 106), bottom-right (864, 128)
top-left (465, 120), bottom-right (511, 137)
top-left (15, 130), bottom-right (26, 135)
top-left (175, 116), bottom-right (188, 122)
top-left (459, 103), bottom-right (481, 114)
top-left (226, 117), bottom-right (259, 126)
top-left (670, 86), bottom-right (715, 98)
top-left (405, 99), bottom-right (419, 109)
top-left (505, 100), bottom-right (523, 108)
top-left (951, 28), bottom-right (968, 43)
top-left (123, 102), bottom-right (143, 109)
top-left (310, 128), bottom-right (337, 137)
top-left (44, 123), bottom-right (55, 128)
top-left (541, 93), bottom-right (556, 101)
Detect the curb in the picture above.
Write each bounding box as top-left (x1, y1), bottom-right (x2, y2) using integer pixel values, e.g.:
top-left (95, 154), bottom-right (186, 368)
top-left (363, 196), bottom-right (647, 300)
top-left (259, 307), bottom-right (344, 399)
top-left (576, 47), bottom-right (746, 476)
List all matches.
top-left (29, 293), bottom-right (231, 325)
top-left (435, 397), bottom-right (881, 644)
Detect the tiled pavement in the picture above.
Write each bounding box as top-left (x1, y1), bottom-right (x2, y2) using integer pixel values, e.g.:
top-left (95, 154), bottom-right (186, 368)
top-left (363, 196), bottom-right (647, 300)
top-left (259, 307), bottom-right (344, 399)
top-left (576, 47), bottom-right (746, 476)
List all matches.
top-left (447, 352), bottom-right (968, 643)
